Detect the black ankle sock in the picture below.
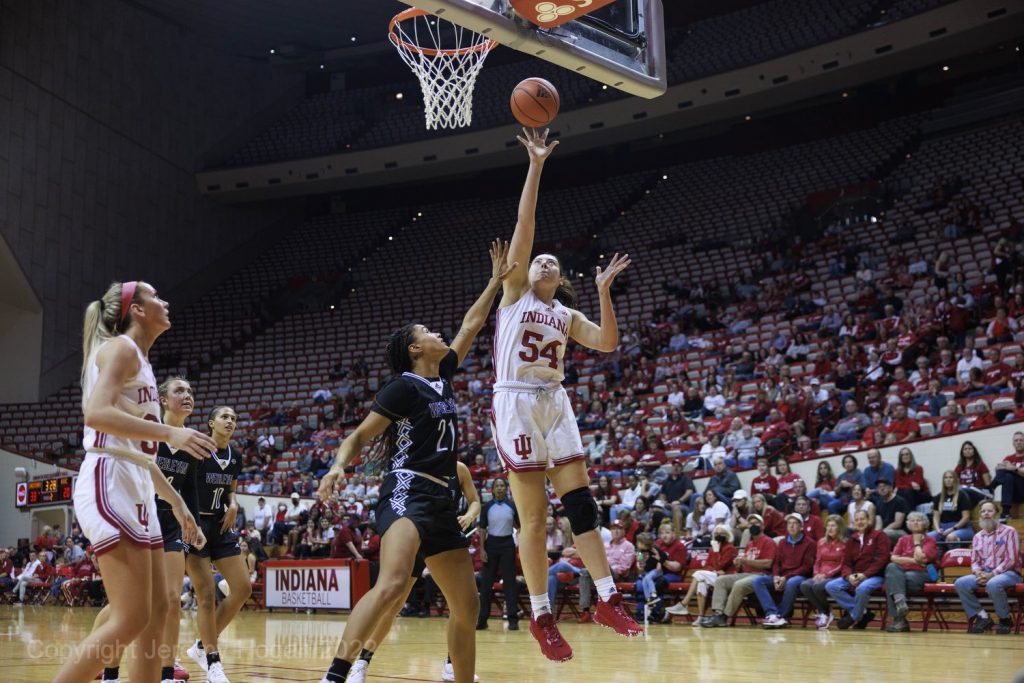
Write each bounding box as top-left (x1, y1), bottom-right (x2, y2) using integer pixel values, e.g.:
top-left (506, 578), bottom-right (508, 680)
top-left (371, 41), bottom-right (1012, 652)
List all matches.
top-left (102, 668), bottom-right (119, 681)
top-left (196, 640), bottom-right (204, 650)
top-left (446, 654), bottom-right (452, 665)
top-left (359, 649), bottom-right (374, 663)
top-left (161, 666), bottom-right (174, 680)
top-left (325, 657), bottom-right (352, 682)
top-left (206, 651), bottom-right (221, 667)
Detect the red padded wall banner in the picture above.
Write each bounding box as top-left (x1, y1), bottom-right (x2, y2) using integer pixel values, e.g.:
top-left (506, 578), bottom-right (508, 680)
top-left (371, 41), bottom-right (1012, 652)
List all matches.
top-left (509, 0), bottom-right (618, 28)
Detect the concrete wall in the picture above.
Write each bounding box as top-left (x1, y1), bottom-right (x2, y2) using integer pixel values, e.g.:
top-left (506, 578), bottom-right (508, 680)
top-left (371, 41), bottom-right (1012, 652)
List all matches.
top-left (0, 0), bottom-right (303, 397)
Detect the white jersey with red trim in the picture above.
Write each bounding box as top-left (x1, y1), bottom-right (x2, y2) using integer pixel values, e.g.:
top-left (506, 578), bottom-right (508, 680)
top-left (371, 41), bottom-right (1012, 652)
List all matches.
top-left (494, 290), bottom-right (572, 386)
top-left (82, 336), bottom-right (161, 463)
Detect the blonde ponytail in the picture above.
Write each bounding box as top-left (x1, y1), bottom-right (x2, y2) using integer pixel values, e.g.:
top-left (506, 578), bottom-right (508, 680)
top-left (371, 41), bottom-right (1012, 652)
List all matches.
top-left (80, 282), bottom-right (138, 394)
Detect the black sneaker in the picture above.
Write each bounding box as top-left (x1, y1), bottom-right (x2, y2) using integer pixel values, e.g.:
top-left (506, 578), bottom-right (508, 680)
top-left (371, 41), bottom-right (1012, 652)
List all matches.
top-left (969, 616), bottom-right (993, 634)
top-left (476, 622), bottom-right (489, 631)
top-left (508, 621), bottom-right (520, 631)
top-left (837, 614), bottom-right (855, 630)
top-left (995, 618), bottom-right (1013, 635)
top-left (853, 611), bottom-right (876, 630)
top-left (708, 613), bottom-right (729, 628)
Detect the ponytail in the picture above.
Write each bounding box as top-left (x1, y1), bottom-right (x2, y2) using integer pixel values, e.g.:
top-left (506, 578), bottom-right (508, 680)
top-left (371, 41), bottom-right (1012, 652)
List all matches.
top-left (555, 276), bottom-right (578, 309)
top-left (81, 281), bottom-right (139, 397)
top-left (364, 323), bottom-right (420, 475)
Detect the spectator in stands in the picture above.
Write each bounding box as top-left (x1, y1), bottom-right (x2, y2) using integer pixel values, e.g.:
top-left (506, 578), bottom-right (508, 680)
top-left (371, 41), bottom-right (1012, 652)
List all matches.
top-left (751, 512), bottom-right (816, 628)
top-left (794, 496), bottom-right (823, 539)
top-left (808, 461), bottom-right (837, 507)
top-left (956, 347), bottom-right (984, 384)
top-left (546, 544), bottom-right (593, 623)
top-left (698, 433), bottom-right (726, 470)
top-left (703, 386), bottom-right (727, 417)
top-left (894, 447), bottom-right (931, 508)
top-left (979, 347), bottom-right (1013, 395)
top-left (668, 524), bottom-right (736, 620)
top-left (750, 457), bottom-right (779, 499)
top-left (799, 514), bottom-right (846, 629)
top-left (12, 551), bottom-right (46, 605)
top-left (0, 549), bottom-right (13, 596)
top-left (773, 458), bottom-right (800, 508)
top-left (827, 509), bottom-right (891, 629)
top-left (245, 473), bottom-right (267, 495)
top-left (928, 470), bottom-right (974, 546)
top-left (604, 520), bottom-right (636, 584)
top-left (748, 493), bottom-right (786, 542)
top-left (703, 457), bottom-right (741, 505)
top-left (941, 402), bottom-right (969, 435)
top-left (956, 440), bottom-right (993, 507)
top-left (62, 538), bottom-right (85, 565)
top-left (875, 478), bottom-right (909, 543)
top-left (863, 448), bottom-right (896, 500)
top-left (704, 513), bottom-right (776, 628)
top-left (274, 492), bottom-right (308, 549)
top-left (594, 475), bottom-right (618, 528)
top-left (992, 431), bottom-right (1024, 520)
top-left (634, 523), bottom-right (688, 620)
top-left (329, 515), bottom-right (364, 561)
top-left (730, 425), bottom-right (763, 470)
top-left (584, 433), bottom-right (607, 465)
top-left (252, 497), bottom-right (272, 540)
top-left (820, 400), bottom-right (871, 444)
top-left (886, 403), bottom-right (920, 442)
top-left (846, 484), bottom-right (876, 528)
top-left (661, 460), bottom-right (695, 517)
top-left (883, 511), bottom-right (939, 632)
top-left (971, 400), bottom-right (1000, 429)
top-left (685, 497), bottom-right (708, 544)
top-left (954, 501), bottom-right (1021, 634)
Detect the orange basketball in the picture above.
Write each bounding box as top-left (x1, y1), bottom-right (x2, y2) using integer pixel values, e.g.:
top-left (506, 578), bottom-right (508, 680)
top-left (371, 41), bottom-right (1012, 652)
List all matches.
top-left (510, 77), bottom-right (560, 127)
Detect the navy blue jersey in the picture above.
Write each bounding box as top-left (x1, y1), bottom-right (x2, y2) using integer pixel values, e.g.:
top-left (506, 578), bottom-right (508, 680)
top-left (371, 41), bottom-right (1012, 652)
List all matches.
top-left (371, 350), bottom-right (459, 481)
top-left (196, 445), bottom-right (241, 518)
top-left (155, 442), bottom-right (198, 515)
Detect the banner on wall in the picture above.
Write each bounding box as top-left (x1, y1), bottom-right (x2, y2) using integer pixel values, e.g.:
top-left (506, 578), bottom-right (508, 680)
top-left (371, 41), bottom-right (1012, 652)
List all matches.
top-left (264, 560), bottom-right (352, 610)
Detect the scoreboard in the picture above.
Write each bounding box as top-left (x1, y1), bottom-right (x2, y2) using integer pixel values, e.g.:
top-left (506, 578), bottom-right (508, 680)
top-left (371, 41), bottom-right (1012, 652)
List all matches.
top-left (15, 476), bottom-right (74, 508)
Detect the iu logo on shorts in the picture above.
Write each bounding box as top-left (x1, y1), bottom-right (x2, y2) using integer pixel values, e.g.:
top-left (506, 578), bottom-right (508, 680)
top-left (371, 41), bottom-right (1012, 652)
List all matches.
top-left (513, 434), bottom-right (533, 458)
top-left (136, 503), bottom-right (150, 531)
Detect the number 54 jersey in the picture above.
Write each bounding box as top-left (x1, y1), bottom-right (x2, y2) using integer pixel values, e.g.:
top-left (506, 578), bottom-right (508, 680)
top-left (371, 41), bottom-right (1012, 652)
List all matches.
top-left (491, 291), bottom-right (584, 473)
top-left (493, 289), bottom-right (571, 386)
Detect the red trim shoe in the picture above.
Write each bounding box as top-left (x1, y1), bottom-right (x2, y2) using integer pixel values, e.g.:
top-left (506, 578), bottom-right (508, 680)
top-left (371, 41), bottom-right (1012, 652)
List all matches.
top-left (529, 613), bottom-right (573, 662)
top-left (594, 593), bottom-right (643, 637)
top-left (577, 609), bottom-right (592, 623)
top-left (174, 663), bottom-right (190, 680)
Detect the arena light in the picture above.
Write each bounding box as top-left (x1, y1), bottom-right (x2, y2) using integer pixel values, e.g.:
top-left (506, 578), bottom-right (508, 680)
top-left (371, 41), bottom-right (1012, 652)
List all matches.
top-left (396, 92), bottom-right (404, 100)
top-left (942, 65), bottom-right (949, 71)
top-left (269, 48), bottom-right (276, 54)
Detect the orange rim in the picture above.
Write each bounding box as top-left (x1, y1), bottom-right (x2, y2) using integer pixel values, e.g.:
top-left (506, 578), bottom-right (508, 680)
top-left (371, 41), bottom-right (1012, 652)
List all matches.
top-left (388, 7), bottom-right (498, 57)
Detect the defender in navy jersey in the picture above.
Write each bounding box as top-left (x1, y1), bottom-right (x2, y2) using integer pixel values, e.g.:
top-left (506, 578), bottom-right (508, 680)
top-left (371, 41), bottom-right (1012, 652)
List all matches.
top-left (184, 406), bottom-right (251, 683)
top-left (314, 240), bottom-right (514, 683)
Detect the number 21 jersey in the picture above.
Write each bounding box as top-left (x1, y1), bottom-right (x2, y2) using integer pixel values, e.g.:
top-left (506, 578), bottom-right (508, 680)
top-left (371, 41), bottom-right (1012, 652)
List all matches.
top-left (494, 289), bottom-right (571, 385)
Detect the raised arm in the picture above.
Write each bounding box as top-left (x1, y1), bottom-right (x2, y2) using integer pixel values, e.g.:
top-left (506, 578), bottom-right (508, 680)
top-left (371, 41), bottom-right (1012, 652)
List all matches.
top-left (569, 253), bottom-right (632, 353)
top-left (450, 240), bottom-right (518, 364)
top-left (500, 128), bottom-right (558, 305)
top-left (318, 412), bottom-right (392, 501)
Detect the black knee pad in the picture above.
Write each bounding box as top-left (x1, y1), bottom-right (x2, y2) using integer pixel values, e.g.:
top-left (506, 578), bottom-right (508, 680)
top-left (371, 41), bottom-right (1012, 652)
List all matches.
top-left (561, 486), bottom-right (600, 535)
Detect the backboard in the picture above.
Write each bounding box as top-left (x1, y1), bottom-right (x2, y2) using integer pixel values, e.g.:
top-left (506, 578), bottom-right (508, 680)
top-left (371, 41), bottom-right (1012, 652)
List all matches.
top-left (397, 0), bottom-right (667, 99)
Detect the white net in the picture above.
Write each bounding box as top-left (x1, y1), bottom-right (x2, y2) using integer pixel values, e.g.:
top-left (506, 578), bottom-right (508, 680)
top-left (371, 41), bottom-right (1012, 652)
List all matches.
top-left (389, 10), bottom-right (496, 130)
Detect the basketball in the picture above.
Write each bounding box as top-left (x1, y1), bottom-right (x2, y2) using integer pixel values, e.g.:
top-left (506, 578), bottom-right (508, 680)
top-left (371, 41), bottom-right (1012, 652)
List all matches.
top-left (511, 77), bottom-right (560, 127)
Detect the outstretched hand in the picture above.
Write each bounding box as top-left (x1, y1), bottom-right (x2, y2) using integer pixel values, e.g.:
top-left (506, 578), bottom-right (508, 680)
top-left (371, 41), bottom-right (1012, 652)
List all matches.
top-left (490, 239), bottom-right (518, 282)
top-left (516, 127), bottom-right (558, 163)
top-left (595, 253), bottom-right (631, 293)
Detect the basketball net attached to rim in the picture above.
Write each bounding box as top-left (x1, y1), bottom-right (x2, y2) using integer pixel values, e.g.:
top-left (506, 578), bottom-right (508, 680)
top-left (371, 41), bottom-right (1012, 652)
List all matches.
top-left (389, 8), bottom-right (497, 130)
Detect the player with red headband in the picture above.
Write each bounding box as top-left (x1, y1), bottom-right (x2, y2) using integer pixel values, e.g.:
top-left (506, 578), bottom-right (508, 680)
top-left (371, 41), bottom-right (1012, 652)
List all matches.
top-left (54, 281), bottom-right (215, 683)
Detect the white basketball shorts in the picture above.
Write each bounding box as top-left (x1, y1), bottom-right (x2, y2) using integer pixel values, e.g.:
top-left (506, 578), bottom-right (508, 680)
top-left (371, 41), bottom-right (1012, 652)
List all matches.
top-left (74, 454), bottom-right (163, 556)
top-left (491, 384), bottom-right (585, 473)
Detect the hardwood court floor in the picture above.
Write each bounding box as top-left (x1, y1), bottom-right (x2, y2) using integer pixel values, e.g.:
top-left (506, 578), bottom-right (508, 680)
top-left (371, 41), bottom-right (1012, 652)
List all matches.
top-left (1, 606), bottom-right (1020, 682)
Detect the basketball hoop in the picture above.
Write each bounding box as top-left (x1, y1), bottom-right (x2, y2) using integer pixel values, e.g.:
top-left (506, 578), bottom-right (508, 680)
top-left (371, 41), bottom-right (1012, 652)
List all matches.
top-left (388, 8), bottom-right (497, 130)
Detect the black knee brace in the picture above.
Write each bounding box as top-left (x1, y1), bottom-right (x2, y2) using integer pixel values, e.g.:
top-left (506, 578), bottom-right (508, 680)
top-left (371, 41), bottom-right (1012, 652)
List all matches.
top-left (561, 486), bottom-right (600, 535)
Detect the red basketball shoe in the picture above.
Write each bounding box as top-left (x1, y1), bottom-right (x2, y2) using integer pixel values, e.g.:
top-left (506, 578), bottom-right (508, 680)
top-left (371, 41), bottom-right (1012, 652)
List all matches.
top-left (594, 593), bottom-right (643, 637)
top-left (529, 613), bottom-right (573, 662)
top-left (174, 662), bottom-right (190, 680)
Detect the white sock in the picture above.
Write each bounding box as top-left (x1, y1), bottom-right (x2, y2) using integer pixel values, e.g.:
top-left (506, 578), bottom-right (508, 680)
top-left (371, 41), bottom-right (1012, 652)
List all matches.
top-left (595, 576), bottom-right (617, 602)
top-left (977, 609), bottom-right (989, 620)
top-left (529, 594), bottom-right (551, 616)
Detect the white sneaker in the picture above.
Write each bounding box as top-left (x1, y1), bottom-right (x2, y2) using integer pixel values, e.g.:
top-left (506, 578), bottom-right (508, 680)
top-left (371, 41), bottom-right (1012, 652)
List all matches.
top-left (819, 612), bottom-right (835, 630)
top-left (762, 614), bottom-right (787, 628)
top-left (161, 679), bottom-right (174, 683)
top-left (665, 602), bottom-right (688, 616)
top-left (441, 659), bottom-right (480, 682)
top-left (206, 661), bottom-right (230, 683)
top-left (186, 641), bottom-right (207, 672)
top-left (347, 659), bottom-right (368, 683)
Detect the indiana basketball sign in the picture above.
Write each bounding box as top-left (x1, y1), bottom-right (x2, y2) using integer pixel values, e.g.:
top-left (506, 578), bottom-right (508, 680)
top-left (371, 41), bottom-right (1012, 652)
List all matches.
top-left (510, 0), bottom-right (617, 28)
top-left (263, 560), bottom-right (355, 610)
